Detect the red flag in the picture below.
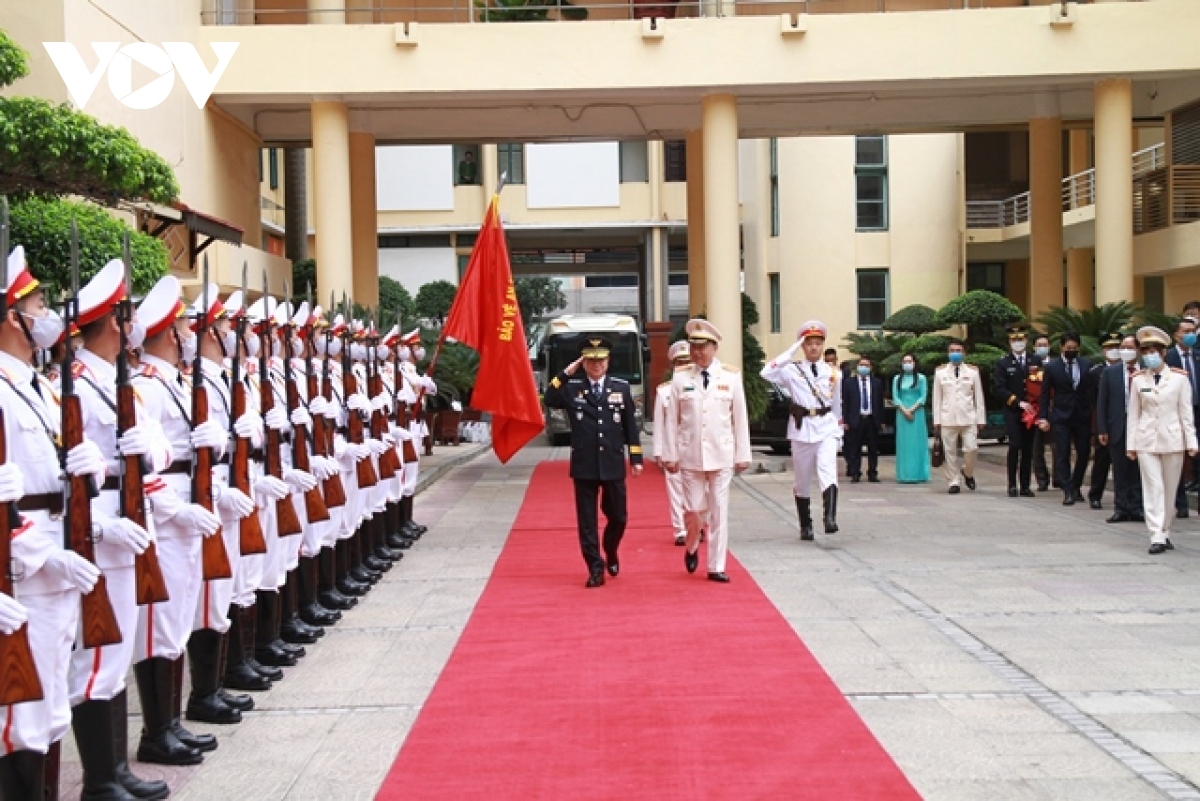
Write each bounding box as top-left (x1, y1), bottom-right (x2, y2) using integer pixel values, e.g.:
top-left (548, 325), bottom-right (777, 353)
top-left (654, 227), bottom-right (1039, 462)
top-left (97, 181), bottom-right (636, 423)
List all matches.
top-left (440, 196), bottom-right (543, 463)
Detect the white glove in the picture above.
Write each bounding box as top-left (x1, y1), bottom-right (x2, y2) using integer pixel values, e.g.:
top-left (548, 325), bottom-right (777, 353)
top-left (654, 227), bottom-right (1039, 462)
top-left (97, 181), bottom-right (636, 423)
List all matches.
top-left (367, 439), bottom-right (387, 457)
top-left (347, 394), bottom-right (372, 416)
top-left (98, 517), bottom-right (150, 555)
top-left (283, 469), bottom-right (317, 493)
top-left (216, 485), bottom-right (256, 518)
top-left (234, 412), bottom-right (265, 448)
top-left (349, 442), bottom-right (371, 462)
top-left (66, 440), bottom-right (106, 481)
top-left (393, 426), bottom-right (413, 442)
top-left (370, 394), bottom-right (389, 412)
top-left (0, 595), bottom-right (28, 636)
top-left (382, 432), bottom-right (396, 448)
top-left (255, 475), bottom-right (290, 501)
top-left (174, 504), bottom-right (221, 537)
top-left (290, 406), bottom-right (313, 429)
top-left (774, 341), bottom-right (802, 365)
top-left (117, 426), bottom-right (152, 457)
top-left (309, 396), bottom-right (330, 417)
top-left (43, 550), bottom-right (101, 594)
top-left (0, 463), bottom-right (24, 504)
top-left (322, 403), bottom-right (339, 421)
top-left (310, 456), bottom-right (338, 481)
top-left (264, 406), bottom-right (289, 432)
top-left (190, 419), bottom-right (228, 456)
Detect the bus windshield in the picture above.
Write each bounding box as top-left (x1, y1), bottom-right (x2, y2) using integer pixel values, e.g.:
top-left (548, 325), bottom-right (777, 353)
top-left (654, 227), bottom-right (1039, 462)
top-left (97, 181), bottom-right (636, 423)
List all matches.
top-left (546, 332), bottom-right (643, 386)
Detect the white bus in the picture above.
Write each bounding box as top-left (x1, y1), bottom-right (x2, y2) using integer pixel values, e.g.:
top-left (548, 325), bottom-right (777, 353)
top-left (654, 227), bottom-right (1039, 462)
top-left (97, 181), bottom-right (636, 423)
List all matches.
top-left (537, 314), bottom-right (650, 446)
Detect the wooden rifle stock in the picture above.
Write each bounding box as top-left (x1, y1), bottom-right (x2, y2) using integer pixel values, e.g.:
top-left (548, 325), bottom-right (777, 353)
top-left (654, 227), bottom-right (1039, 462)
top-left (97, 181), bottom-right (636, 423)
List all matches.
top-left (394, 362), bottom-right (419, 464)
top-left (369, 359), bottom-right (400, 479)
top-left (117, 384), bottom-right (169, 605)
top-left (344, 356), bottom-right (378, 489)
top-left (0, 407), bottom-right (44, 706)
top-left (308, 369), bottom-right (346, 508)
top-left (192, 380), bottom-right (232, 580)
top-left (261, 354), bottom-right (304, 537)
top-left (62, 394), bottom-right (122, 650)
top-left (230, 376), bottom-right (266, 555)
top-left (286, 357), bottom-right (330, 523)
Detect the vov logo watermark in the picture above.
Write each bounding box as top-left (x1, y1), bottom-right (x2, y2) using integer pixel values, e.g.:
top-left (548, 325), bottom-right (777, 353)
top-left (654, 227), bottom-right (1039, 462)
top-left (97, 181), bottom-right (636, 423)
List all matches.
top-left (42, 42), bottom-right (239, 110)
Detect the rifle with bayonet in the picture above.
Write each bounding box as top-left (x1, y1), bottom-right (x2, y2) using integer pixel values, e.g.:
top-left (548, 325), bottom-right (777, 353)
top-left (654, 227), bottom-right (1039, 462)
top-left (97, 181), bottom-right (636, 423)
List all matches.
top-left (283, 284), bottom-right (329, 524)
top-left (342, 297), bottom-right (377, 489)
top-left (308, 286), bottom-right (345, 509)
top-left (229, 264), bottom-right (266, 555)
top-left (193, 258), bottom-right (232, 580)
top-left (63, 219), bottom-right (122, 649)
top-left (393, 321), bottom-right (419, 465)
top-left (118, 233), bottom-right (170, 606)
top-left (368, 312), bottom-right (399, 480)
top-left (0, 196), bottom-right (44, 706)
top-left (261, 274), bottom-right (303, 536)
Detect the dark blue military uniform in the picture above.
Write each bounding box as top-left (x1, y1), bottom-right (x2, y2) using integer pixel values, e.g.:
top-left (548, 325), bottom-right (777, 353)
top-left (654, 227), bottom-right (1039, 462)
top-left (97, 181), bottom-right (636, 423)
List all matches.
top-left (544, 366), bottom-right (643, 579)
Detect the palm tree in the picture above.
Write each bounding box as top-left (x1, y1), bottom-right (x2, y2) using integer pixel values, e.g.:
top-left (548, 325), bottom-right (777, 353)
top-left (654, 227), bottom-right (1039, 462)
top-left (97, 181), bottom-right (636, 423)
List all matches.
top-left (1035, 302), bottom-right (1140, 356)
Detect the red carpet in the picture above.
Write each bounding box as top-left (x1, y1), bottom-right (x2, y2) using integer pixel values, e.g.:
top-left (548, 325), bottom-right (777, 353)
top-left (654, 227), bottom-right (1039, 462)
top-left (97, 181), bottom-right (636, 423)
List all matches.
top-left (378, 462), bottom-right (920, 800)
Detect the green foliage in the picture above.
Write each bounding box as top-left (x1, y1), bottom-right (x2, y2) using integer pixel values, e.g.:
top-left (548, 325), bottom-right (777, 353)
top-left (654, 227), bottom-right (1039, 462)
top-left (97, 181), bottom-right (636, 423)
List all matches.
top-left (935, 290), bottom-right (1024, 330)
top-left (475, 0), bottom-right (587, 21)
top-left (291, 259), bottom-right (316, 303)
top-left (379, 275), bottom-right (416, 327)
top-left (882, 304), bottom-right (941, 335)
top-left (842, 330), bottom-right (898, 364)
top-left (1035, 302), bottom-right (1175, 359)
top-left (514, 276), bottom-right (566, 334)
top-left (10, 196), bottom-right (168, 299)
top-left (415, 280), bottom-right (458, 327)
top-left (0, 30), bottom-right (29, 88)
top-left (414, 329), bottom-right (478, 407)
top-left (741, 293), bottom-right (768, 423)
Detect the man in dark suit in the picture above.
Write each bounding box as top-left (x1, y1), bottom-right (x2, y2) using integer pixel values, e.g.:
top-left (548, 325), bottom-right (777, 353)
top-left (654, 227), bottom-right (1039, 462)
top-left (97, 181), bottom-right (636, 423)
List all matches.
top-left (1037, 331), bottom-right (1092, 506)
top-left (841, 356), bottom-right (883, 483)
top-left (1095, 333), bottom-right (1144, 523)
top-left (543, 337), bottom-right (644, 588)
top-left (1086, 333), bottom-right (1124, 509)
top-left (993, 324), bottom-right (1042, 497)
top-left (1165, 316), bottom-right (1200, 518)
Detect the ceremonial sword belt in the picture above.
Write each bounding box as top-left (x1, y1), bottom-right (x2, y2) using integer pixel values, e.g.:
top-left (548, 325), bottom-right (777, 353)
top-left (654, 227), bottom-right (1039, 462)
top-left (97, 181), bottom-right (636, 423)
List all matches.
top-left (790, 403), bottom-right (831, 428)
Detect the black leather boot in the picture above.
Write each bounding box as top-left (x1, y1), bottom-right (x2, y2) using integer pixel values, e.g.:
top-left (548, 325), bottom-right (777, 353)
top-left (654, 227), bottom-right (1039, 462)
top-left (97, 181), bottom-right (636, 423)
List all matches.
top-left (43, 740), bottom-right (61, 801)
top-left (401, 496), bottom-right (426, 537)
top-left (111, 689), bottom-right (170, 800)
top-left (280, 573), bottom-right (323, 644)
top-left (319, 547), bottom-right (357, 609)
top-left (213, 629), bottom-right (254, 711)
top-left (76, 698), bottom-right (145, 799)
top-left (255, 591), bottom-right (302, 666)
top-left (299, 556), bottom-right (341, 626)
top-left (796, 496), bottom-right (814, 541)
top-left (134, 659), bottom-right (204, 766)
top-left (186, 629), bottom-right (243, 724)
top-left (0, 749), bottom-right (45, 801)
top-left (336, 540), bottom-right (370, 596)
top-left (224, 604), bottom-right (272, 690)
top-left (822, 486), bottom-right (839, 534)
top-left (169, 655), bottom-right (218, 752)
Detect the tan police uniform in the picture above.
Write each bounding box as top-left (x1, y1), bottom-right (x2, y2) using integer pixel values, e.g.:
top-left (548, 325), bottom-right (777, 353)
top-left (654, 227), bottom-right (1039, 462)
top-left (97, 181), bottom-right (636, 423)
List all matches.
top-left (653, 340), bottom-right (691, 545)
top-left (932, 359), bottom-right (986, 489)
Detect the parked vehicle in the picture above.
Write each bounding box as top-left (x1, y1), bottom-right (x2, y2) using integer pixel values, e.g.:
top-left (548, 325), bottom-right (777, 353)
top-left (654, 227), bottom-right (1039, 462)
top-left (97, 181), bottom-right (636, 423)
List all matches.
top-left (750, 381), bottom-right (897, 455)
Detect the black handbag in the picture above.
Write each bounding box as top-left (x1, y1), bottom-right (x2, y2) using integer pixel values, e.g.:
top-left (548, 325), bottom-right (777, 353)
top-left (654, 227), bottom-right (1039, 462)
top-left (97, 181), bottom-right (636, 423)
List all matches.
top-left (931, 436), bottom-right (945, 469)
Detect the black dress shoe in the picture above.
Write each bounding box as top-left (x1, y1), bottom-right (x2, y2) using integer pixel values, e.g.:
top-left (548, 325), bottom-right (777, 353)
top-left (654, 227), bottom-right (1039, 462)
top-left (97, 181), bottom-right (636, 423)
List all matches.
top-left (674, 535), bottom-right (685, 546)
top-left (218, 688), bottom-right (254, 712)
top-left (280, 618), bottom-right (321, 645)
top-left (185, 693), bottom-right (242, 725)
top-left (606, 560), bottom-right (619, 577)
top-left (1008, 487), bottom-right (1018, 498)
top-left (1107, 512), bottom-right (1131, 524)
top-left (1037, 483), bottom-right (1050, 492)
top-left (1089, 499), bottom-right (1103, 510)
top-left (137, 729), bottom-right (203, 766)
top-left (320, 588), bottom-right (357, 610)
top-left (948, 485), bottom-right (961, 495)
top-left (965, 476), bottom-right (977, 491)
top-left (867, 475), bottom-right (880, 484)
top-left (585, 570), bottom-right (605, 588)
top-left (1020, 488), bottom-right (1036, 497)
top-left (1177, 508), bottom-right (1190, 519)
top-left (1166, 539), bottom-right (1175, 550)
top-left (1132, 514), bottom-right (1146, 523)
top-left (850, 475), bottom-right (861, 484)
top-left (246, 656), bottom-right (283, 681)
top-left (684, 549), bottom-right (699, 574)
top-left (1073, 492), bottom-right (1085, 503)
top-left (225, 661), bottom-right (272, 691)
top-left (254, 643), bottom-right (298, 668)
top-left (707, 572), bottom-right (730, 583)
top-left (1149, 542), bottom-right (1168, 554)
top-left (171, 721), bottom-right (217, 753)
top-left (1062, 494), bottom-right (1075, 506)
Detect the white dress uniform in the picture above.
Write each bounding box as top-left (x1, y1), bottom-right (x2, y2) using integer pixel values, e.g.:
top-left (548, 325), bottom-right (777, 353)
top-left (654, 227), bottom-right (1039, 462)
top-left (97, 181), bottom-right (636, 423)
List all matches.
top-left (1127, 343), bottom-right (1199, 548)
top-left (932, 360), bottom-right (987, 488)
top-left (238, 360), bottom-right (268, 608)
top-left (653, 380), bottom-right (687, 543)
top-left (660, 321), bottom-right (752, 577)
top-left (195, 354), bottom-right (239, 633)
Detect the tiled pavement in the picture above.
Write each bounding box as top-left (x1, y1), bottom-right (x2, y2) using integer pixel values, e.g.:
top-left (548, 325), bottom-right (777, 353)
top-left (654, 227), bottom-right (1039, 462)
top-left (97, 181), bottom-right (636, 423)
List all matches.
top-left (56, 440), bottom-right (1200, 799)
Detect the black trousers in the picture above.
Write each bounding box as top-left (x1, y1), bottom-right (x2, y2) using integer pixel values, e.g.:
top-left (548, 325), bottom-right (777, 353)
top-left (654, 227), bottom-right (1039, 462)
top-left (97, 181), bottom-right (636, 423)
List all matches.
top-left (1003, 409), bottom-right (1036, 490)
top-left (1088, 436), bottom-right (1112, 502)
top-left (1032, 427), bottom-right (1051, 489)
top-left (844, 416), bottom-right (879, 479)
top-left (1052, 419), bottom-right (1091, 496)
top-left (1174, 453), bottom-right (1198, 515)
top-left (573, 478), bottom-right (627, 573)
top-left (1108, 440), bottom-right (1143, 517)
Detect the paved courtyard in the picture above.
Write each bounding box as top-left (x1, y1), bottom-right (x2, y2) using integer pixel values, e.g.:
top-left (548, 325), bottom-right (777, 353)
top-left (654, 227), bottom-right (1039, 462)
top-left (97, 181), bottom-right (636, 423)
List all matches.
top-left (60, 441), bottom-right (1200, 800)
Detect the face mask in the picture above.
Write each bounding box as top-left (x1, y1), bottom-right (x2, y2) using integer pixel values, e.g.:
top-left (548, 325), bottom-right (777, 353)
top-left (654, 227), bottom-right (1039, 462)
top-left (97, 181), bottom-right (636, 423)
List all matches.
top-left (414, 347), bottom-right (426, 361)
top-left (1011, 340), bottom-right (1026, 354)
top-left (22, 308), bottom-right (64, 350)
top-left (271, 339), bottom-right (283, 359)
top-left (1104, 348), bottom-right (1120, 362)
top-left (127, 318), bottom-right (146, 350)
top-left (1035, 346), bottom-right (1050, 358)
top-left (1063, 350), bottom-right (1078, 361)
top-left (948, 352), bottom-right (964, 364)
top-left (1184, 333), bottom-right (1198, 348)
top-left (378, 345), bottom-right (390, 360)
top-left (291, 337), bottom-right (304, 357)
top-left (179, 333), bottom-right (198, 363)
top-left (856, 366), bottom-right (870, 377)
top-left (1120, 348), bottom-right (1138, 363)
top-left (245, 336), bottom-right (260, 359)
top-left (398, 346), bottom-right (411, 362)
top-left (1143, 353), bottom-right (1164, 370)
top-left (222, 330), bottom-right (238, 357)
top-left (328, 337), bottom-right (342, 357)
top-left (350, 343), bottom-right (367, 361)
top-left (902, 362), bottom-right (914, 373)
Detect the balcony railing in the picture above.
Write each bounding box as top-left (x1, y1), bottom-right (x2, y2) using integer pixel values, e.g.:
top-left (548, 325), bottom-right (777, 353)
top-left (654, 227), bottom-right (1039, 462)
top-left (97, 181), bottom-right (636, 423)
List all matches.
top-left (1135, 164), bottom-right (1200, 235)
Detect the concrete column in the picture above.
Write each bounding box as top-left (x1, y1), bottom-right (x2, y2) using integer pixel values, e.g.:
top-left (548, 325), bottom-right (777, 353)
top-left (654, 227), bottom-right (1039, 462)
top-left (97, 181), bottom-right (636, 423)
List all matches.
top-left (685, 130), bottom-right (706, 317)
top-left (308, 0), bottom-right (344, 24)
top-left (481, 143), bottom-right (499, 214)
top-left (1094, 78), bottom-right (1134, 305)
top-left (283, 147), bottom-right (308, 263)
top-left (1029, 116), bottom-right (1064, 319)
top-left (701, 94), bottom-right (742, 367)
top-left (310, 100), bottom-right (354, 305)
top-left (349, 131), bottom-right (379, 311)
top-left (1066, 128), bottom-right (1093, 309)
top-left (647, 140), bottom-right (667, 322)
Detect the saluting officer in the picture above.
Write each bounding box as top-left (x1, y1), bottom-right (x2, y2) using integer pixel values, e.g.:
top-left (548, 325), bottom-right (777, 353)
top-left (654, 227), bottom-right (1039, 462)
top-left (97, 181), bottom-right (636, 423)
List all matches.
top-left (654, 340), bottom-right (692, 546)
top-left (544, 337), bottom-right (644, 588)
top-left (994, 324), bottom-right (1041, 497)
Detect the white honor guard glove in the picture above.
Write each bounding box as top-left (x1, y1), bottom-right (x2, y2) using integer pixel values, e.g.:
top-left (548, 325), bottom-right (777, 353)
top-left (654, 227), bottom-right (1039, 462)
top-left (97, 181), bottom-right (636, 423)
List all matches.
top-left (772, 341), bottom-right (803, 366)
top-left (347, 393), bottom-right (372, 417)
top-left (349, 442), bottom-right (372, 462)
top-left (98, 517), bottom-right (150, 555)
top-left (116, 425), bottom-right (152, 456)
top-left (283, 468), bottom-right (318, 493)
top-left (233, 411), bottom-right (265, 448)
top-left (323, 403), bottom-right (340, 421)
top-left (215, 485), bottom-right (256, 518)
top-left (190, 419), bottom-right (228, 456)
top-left (254, 475), bottom-right (290, 501)
top-left (264, 406), bottom-right (290, 433)
top-left (367, 438), bottom-right (388, 457)
top-left (371, 394), bottom-right (390, 413)
top-left (0, 463), bottom-right (24, 504)
top-left (308, 396), bottom-right (330, 417)
top-left (290, 406), bottom-right (313, 429)
top-left (175, 504), bottom-right (221, 537)
top-left (65, 440), bottom-right (107, 482)
top-left (309, 456), bottom-right (336, 481)
top-left (0, 594), bottom-right (28, 635)
top-left (43, 550), bottom-right (101, 594)
top-left (381, 432), bottom-right (396, 448)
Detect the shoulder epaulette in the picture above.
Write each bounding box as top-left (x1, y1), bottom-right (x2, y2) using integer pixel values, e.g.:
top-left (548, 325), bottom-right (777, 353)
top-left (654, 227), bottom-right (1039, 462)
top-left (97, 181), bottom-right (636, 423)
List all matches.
top-left (674, 364), bottom-right (690, 372)
top-left (724, 365), bottom-right (740, 373)
top-left (70, 361), bottom-right (87, 379)
top-left (609, 377), bottom-right (629, 386)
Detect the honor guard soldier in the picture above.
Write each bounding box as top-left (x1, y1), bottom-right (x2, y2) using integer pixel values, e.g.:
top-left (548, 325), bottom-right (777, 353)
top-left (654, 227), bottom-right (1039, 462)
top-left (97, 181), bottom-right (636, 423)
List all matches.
top-left (654, 340), bottom-right (692, 546)
top-left (994, 324), bottom-right (1042, 497)
top-left (544, 336), bottom-right (643, 587)
top-left (0, 246), bottom-right (102, 800)
top-left (933, 340), bottom-right (986, 494)
top-left (1127, 326), bottom-right (1198, 554)
top-left (761, 320), bottom-right (842, 541)
top-left (661, 320), bottom-right (751, 583)
top-left (67, 259), bottom-right (176, 799)
top-left (397, 329), bottom-right (436, 537)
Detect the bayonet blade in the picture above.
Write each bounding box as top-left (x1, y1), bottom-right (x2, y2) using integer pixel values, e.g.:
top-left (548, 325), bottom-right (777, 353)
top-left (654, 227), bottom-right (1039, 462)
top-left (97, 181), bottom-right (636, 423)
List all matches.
top-left (201, 255), bottom-right (210, 329)
top-left (1, 196), bottom-right (8, 312)
top-left (122, 232), bottom-right (132, 300)
top-left (69, 217), bottom-right (80, 298)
